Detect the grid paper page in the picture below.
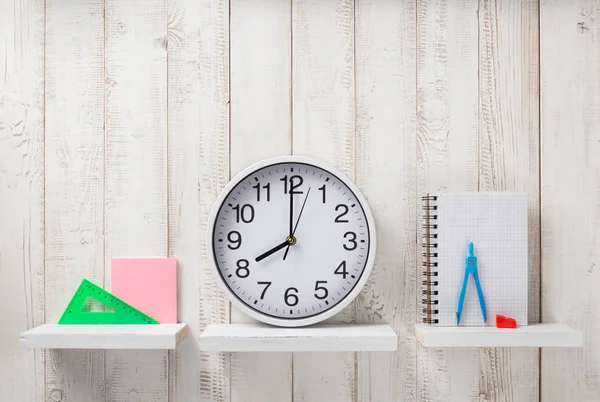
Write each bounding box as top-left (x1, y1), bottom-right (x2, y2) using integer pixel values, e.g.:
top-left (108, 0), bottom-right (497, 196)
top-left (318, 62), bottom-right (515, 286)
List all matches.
top-left (434, 193), bottom-right (528, 326)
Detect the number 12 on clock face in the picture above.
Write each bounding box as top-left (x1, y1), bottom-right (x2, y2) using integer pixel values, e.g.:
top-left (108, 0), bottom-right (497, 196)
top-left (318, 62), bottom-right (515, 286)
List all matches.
top-left (208, 156), bottom-right (376, 327)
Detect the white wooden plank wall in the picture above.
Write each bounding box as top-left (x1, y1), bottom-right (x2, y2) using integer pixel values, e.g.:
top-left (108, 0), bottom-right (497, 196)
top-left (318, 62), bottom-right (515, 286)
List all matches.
top-left (0, 0), bottom-right (44, 401)
top-left (229, 1), bottom-right (293, 401)
top-left (354, 2), bottom-right (417, 401)
top-left (292, 1), bottom-right (356, 401)
top-left (167, 0), bottom-right (230, 401)
top-left (44, 1), bottom-right (105, 401)
top-left (1, 0), bottom-right (599, 401)
top-left (104, 0), bottom-right (169, 400)
top-left (477, 1), bottom-right (540, 400)
top-left (416, 1), bottom-right (480, 399)
top-left (540, 1), bottom-right (600, 401)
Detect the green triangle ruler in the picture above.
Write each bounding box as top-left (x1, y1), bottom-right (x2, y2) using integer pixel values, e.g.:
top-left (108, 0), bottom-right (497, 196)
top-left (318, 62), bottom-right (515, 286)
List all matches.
top-left (58, 279), bottom-right (160, 325)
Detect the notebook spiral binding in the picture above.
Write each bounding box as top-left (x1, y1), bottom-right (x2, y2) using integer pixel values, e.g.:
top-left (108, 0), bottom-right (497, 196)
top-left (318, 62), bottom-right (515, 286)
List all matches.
top-left (422, 194), bottom-right (439, 324)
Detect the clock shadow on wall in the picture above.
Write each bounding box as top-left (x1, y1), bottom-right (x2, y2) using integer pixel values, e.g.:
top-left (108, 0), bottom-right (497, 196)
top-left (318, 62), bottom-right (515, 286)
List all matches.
top-left (207, 156), bottom-right (377, 327)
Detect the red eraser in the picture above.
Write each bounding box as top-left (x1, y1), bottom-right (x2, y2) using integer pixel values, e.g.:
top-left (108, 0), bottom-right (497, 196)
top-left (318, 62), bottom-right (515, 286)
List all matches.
top-left (496, 314), bottom-right (517, 328)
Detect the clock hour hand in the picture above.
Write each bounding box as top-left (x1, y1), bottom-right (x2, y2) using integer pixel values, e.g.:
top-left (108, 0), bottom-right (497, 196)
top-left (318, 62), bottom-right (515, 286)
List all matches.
top-left (255, 239), bottom-right (290, 262)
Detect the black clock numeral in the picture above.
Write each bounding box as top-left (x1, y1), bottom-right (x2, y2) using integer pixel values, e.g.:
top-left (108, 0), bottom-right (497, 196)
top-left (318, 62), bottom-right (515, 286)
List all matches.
top-left (236, 259), bottom-right (250, 278)
top-left (284, 287), bottom-right (299, 306)
top-left (253, 182), bottom-right (270, 202)
top-left (232, 204), bottom-right (254, 223)
top-left (334, 261), bottom-right (348, 279)
top-left (314, 281), bottom-right (328, 300)
top-left (334, 204), bottom-right (349, 223)
top-left (227, 231), bottom-right (242, 250)
top-left (281, 174), bottom-right (303, 194)
top-left (343, 231), bottom-right (357, 250)
top-left (258, 281), bottom-right (271, 299)
top-left (318, 184), bottom-right (326, 203)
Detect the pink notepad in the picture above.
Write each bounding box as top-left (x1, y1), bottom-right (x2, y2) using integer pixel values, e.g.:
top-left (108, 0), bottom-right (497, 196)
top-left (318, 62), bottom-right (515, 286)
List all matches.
top-left (111, 258), bottom-right (177, 323)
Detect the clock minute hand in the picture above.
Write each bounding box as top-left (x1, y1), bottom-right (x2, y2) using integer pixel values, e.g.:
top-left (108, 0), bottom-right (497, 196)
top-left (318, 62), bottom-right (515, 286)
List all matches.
top-left (255, 239), bottom-right (290, 262)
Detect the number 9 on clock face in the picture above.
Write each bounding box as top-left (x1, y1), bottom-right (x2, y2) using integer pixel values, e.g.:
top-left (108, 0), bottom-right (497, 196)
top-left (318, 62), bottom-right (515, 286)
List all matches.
top-left (207, 156), bottom-right (377, 327)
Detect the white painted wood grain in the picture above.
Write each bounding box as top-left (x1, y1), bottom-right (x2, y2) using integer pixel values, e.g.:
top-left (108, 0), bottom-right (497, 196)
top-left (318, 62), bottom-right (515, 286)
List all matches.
top-left (44, 1), bottom-right (106, 401)
top-left (20, 324), bottom-right (189, 350)
top-left (104, 0), bottom-right (169, 400)
top-left (354, 1), bottom-right (417, 400)
top-left (478, 1), bottom-right (540, 400)
top-left (199, 323), bottom-right (397, 352)
top-left (416, 1), bottom-right (480, 401)
top-left (229, 1), bottom-right (293, 401)
top-left (541, 1), bottom-right (600, 400)
top-left (167, 0), bottom-right (230, 400)
top-left (292, 1), bottom-right (356, 400)
top-left (0, 0), bottom-right (45, 400)
top-left (416, 324), bottom-right (582, 348)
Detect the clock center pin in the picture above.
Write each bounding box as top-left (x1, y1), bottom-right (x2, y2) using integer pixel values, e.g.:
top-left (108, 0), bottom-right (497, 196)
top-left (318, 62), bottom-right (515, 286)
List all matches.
top-left (286, 235), bottom-right (297, 246)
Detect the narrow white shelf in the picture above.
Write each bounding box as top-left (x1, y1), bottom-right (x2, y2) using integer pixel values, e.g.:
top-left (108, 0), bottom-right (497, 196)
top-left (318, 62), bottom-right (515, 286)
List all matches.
top-left (415, 323), bottom-right (582, 348)
top-left (199, 323), bottom-right (397, 352)
top-left (20, 324), bottom-right (189, 350)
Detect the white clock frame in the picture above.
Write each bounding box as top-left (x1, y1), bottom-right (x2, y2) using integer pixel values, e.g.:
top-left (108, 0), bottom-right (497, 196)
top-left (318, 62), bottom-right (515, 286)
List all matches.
top-left (207, 155), bottom-right (377, 327)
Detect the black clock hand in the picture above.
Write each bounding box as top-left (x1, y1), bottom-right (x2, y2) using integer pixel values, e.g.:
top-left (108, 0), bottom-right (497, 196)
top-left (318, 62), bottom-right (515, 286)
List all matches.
top-left (255, 239), bottom-right (290, 262)
top-left (288, 179), bottom-right (294, 236)
top-left (283, 187), bottom-right (311, 260)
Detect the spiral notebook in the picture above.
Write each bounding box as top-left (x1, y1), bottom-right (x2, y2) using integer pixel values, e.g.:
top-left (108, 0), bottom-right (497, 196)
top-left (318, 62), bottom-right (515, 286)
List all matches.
top-left (421, 192), bottom-right (528, 326)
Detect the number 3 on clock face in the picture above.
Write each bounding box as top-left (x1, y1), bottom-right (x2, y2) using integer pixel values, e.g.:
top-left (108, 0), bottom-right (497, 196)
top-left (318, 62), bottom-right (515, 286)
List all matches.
top-left (207, 156), bottom-right (377, 327)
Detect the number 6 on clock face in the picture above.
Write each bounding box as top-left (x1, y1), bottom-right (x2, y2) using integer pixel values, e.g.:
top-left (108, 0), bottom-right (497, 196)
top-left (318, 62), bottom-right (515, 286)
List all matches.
top-left (207, 156), bottom-right (377, 327)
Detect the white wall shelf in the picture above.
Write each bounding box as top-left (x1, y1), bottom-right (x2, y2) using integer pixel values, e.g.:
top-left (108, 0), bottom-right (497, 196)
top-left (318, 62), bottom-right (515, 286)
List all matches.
top-left (20, 324), bottom-right (189, 350)
top-left (415, 323), bottom-right (582, 348)
top-left (199, 323), bottom-right (397, 352)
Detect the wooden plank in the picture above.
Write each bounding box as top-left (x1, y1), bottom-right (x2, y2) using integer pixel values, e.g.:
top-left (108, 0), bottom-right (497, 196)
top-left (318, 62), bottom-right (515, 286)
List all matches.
top-left (20, 324), bottom-right (189, 349)
top-left (541, 1), bottom-right (600, 400)
top-left (354, 1), bottom-right (417, 400)
top-left (229, 1), bottom-right (293, 401)
top-left (199, 324), bottom-right (398, 352)
top-left (291, 1), bottom-right (356, 401)
top-left (416, 324), bottom-right (582, 348)
top-left (416, 1), bottom-right (480, 400)
top-left (104, 0), bottom-right (169, 400)
top-left (478, 1), bottom-right (540, 400)
top-left (44, 0), bottom-right (106, 401)
top-left (0, 0), bottom-right (45, 400)
top-left (166, 0), bottom-right (230, 400)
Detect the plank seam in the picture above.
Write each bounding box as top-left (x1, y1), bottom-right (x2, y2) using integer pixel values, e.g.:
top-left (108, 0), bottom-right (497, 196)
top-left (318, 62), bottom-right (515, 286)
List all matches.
top-left (227, 2), bottom-right (233, 401)
top-left (290, 2), bottom-right (295, 400)
top-left (102, 1), bottom-right (108, 400)
top-left (537, 2), bottom-right (542, 401)
top-left (43, 0), bottom-right (48, 400)
top-left (352, 2), bottom-right (358, 401)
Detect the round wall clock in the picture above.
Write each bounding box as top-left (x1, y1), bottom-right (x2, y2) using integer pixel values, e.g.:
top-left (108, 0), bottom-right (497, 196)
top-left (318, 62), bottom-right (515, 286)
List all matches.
top-left (207, 156), bottom-right (376, 327)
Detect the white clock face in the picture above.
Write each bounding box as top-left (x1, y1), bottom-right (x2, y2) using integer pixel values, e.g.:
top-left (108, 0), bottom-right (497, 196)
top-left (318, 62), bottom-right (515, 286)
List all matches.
top-left (209, 157), bottom-right (375, 326)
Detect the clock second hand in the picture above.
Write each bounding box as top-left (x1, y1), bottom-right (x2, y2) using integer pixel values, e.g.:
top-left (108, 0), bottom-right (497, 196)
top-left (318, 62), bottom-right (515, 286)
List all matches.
top-left (283, 187), bottom-right (311, 261)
